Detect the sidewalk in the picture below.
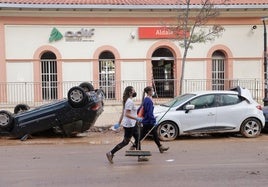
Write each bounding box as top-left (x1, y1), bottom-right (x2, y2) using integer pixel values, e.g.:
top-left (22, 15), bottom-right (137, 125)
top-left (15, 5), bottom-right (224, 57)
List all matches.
top-left (94, 104), bottom-right (122, 128)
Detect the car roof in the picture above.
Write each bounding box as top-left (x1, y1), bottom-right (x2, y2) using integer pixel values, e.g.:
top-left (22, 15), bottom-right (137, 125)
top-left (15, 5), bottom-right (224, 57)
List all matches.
top-left (189, 90), bottom-right (238, 95)
top-left (188, 86), bottom-right (253, 101)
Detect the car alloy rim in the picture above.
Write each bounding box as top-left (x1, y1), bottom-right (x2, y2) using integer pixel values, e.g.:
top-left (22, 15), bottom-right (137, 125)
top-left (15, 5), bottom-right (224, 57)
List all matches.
top-left (160, 123), bottom-right (176, 139)
top-left (244, 120), bottom-right (260, 136)
top-left (70, 89), bottom-right (83, 103)
top-left (0, 113), bottom-right (9, 126)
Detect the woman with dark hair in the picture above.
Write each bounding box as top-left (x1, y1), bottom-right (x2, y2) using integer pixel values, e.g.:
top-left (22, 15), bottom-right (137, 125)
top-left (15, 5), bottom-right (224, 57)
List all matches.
top-left (106, 86), bottom-right (144, 164)
top-left (136, 86), bottom-right (169, 153)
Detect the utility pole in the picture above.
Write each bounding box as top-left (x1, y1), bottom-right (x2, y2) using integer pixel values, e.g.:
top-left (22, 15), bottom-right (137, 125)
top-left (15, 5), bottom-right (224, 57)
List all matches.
top-left (263, 17), bottom-right (268, 106)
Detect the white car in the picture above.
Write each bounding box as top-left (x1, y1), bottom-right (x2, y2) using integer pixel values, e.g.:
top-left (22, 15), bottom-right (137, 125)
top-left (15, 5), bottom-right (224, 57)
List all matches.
top-left (154, 87), bottom-right (265, 141)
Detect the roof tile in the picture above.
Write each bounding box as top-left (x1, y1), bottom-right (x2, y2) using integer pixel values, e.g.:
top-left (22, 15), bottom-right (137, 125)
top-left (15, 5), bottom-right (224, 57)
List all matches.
top-left (0, 0), bottom-right (268, 5)
top-left (0, 0), bottom-right (267, 5)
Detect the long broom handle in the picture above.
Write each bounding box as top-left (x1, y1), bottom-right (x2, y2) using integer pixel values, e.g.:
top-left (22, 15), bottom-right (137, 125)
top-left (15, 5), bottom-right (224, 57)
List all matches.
top-left (140, 98), bottom-right (178, 143)
top-left (152, 78), bottom-right (159, 98)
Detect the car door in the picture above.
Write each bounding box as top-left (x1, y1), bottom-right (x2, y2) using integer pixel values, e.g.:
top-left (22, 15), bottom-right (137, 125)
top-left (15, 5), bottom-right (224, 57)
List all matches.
top-left (178, 94), bottom-right (217, 133)
top-left (215, 93), bottom-right (244, 129)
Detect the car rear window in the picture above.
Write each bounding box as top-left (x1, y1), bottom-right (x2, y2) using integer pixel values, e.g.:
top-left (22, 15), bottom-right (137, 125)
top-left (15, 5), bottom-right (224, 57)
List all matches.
top-left (220, 94), bottom-right (242, 106)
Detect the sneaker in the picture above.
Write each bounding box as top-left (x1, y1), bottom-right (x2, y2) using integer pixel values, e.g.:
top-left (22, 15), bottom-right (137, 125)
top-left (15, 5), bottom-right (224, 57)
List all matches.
top-left (106, 152), bottom-right (114, 164)
top-left (159, 145), bottom-right (169, 153)
top-left (129, 145), bottom-right (136, 150)
top-left (138, 156), bottom-right (149, 162)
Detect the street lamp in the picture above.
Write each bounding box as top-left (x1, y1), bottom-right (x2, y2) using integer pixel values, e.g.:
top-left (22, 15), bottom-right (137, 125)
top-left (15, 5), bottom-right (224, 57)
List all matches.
top-left (262, 16), bottom-right (268, 106)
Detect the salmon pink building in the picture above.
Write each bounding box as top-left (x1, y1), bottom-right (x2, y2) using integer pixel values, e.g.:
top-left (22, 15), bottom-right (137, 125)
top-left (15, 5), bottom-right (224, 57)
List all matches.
top-left (0, 0), bottom-right (268, 105)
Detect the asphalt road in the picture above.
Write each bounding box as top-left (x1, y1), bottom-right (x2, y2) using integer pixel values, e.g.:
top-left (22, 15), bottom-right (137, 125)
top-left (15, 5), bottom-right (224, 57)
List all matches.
top-left (0, 132), bottom-right (268, 187)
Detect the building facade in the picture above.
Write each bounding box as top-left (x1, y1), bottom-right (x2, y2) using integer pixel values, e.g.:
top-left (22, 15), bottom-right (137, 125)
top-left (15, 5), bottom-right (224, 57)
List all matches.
top-left (0, 0), bottom-right (267, 105)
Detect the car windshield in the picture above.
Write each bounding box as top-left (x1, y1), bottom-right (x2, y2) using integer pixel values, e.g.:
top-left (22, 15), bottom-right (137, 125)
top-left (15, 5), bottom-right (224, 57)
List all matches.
top-left (160, 94), bottom-right (196, 108)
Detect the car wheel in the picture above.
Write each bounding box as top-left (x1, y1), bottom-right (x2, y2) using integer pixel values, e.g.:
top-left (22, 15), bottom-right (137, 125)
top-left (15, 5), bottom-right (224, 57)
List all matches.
top-left (14, 104), bottom-right (30, 114)
top-left (240, 118), bottom-right (262, 138)
top-left (0, 110), bottom-right (14, 130)
top-left (157, 121), bottom-right (178, 141)
top-left (79, 82), bottom-right (94, 92)
top-left (68, 86), bottom-right (87, 107)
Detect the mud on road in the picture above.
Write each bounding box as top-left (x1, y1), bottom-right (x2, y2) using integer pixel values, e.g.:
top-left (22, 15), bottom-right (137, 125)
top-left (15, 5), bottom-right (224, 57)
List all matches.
top-left (1, 126), bottom-right (268, 146)
top-left (0, 127), bottom-right (121, 146)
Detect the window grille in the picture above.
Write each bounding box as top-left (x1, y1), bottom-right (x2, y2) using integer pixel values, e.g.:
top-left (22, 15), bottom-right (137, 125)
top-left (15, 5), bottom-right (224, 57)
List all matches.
top-left (99, 59), bottom-right (115, 99)
top-left (41, 59), bottom-right (58, 100)
top-left (212, 54), bottom-right (225, 90)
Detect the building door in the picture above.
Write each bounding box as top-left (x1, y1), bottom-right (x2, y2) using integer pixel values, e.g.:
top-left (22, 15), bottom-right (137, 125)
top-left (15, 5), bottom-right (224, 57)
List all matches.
top-left (152, 48), bottom-right (174, 98)
top-left (40, 52), bottom-right (58, 100)
top-left (99, 51), bottom-right (115, 99)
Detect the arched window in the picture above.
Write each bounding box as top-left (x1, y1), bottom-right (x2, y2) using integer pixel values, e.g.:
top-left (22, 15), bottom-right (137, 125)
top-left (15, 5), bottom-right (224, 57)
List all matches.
top-left (212, 51), bottom-right (226, 90)
top-left (152, 48), bottom-right (174, 98)
top-left (99, 51), bottom-right (115, 99)
top-left (40, 52), bottom-right (58, 100)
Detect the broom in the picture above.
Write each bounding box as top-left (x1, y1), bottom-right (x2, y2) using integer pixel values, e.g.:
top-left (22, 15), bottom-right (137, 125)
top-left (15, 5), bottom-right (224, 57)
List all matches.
top-left (125, 122), bottom-right (152, 157)
top-left (125, 98), bottom-right (177, 157)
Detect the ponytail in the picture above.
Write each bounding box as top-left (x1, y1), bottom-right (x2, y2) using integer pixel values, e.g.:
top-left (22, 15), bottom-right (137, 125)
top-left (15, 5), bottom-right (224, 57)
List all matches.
top-left (141, 90), bottom-right (146, 104)
top-left (141, 86), bottom-right (153, 104)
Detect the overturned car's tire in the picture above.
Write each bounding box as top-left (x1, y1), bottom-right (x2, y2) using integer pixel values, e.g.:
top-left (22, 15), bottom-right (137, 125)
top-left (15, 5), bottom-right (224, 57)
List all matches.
top-left (79, 82), bottom-right (94, 92)
top-left (68, 86), bottom-right (87, 107)
top-left (14, 104), bottom-right (30, 114)
top-left (0, 110), bottom-right (14, 130)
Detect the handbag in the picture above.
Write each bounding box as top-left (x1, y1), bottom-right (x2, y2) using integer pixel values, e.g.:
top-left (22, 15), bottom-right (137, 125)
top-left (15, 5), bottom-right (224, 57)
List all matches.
top-left (137, 105), bottom-right (144, 117)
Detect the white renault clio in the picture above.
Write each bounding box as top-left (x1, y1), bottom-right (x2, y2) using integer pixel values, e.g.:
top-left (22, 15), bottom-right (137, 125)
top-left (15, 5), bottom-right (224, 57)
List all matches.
top-left (154, 87), bottom-right (265, 141)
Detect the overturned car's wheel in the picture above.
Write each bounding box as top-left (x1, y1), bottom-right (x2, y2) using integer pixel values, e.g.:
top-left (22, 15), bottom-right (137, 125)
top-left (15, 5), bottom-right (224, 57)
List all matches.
top-left (0, 110), bottom-right (14, 130)
top-left (240, 118), bottom-right (262, 138)
top-left (14, 104), bottom-right (30, 114)
top-left (157, 121), bottom-right (178, 141)
top-left (68, 86), bottom-right (87, 107)
top-left (79, 82), bottom-right (94, 92)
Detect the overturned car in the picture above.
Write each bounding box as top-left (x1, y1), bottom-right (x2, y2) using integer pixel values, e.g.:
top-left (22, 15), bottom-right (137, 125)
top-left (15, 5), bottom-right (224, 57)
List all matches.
top-left (0, 82), bottom-right (104, 140)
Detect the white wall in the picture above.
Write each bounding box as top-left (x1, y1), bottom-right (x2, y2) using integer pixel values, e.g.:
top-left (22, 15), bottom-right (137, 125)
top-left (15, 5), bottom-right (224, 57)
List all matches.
top-left (4, 25), bottom-right (151, 59)
top-left (184, 61), bottom-right (206, 79)
top-left (233, 60), bottom-right (262, 79)
top-left (4, 24), bottom-right (264, 84)
top-left (62, 62), bottom-right (93, 81)
top-left (121, 61), bottom-right (146, 80)
top-left (5, 25), bottom-right (264, 59)
top-left (121, 61), bottom-right (147, 98)
top-left (6, 62), bottom-right (33, 82)
top-left (6, 62), bottom-right (34, 102)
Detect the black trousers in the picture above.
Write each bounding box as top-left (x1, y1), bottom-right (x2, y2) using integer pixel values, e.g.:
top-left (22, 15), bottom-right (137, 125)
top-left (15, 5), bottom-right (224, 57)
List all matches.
top-left (110, 125), bottom-right (139, 155)
top-left (139, 123), bottom-right (162, 149)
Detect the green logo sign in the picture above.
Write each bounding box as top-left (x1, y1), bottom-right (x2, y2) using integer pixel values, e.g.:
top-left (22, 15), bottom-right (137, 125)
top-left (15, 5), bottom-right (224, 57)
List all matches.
top-left (49, 27), bottom-right (63, 42)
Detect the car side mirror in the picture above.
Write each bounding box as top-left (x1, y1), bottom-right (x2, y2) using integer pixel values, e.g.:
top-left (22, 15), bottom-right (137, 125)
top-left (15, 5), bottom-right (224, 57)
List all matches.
top-left (185, 104), bottom-right (195, 113)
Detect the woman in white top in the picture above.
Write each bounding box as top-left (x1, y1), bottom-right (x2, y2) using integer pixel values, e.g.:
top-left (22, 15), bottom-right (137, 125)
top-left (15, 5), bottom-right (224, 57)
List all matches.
top-left (106, 86), bottom-right (142, 164)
